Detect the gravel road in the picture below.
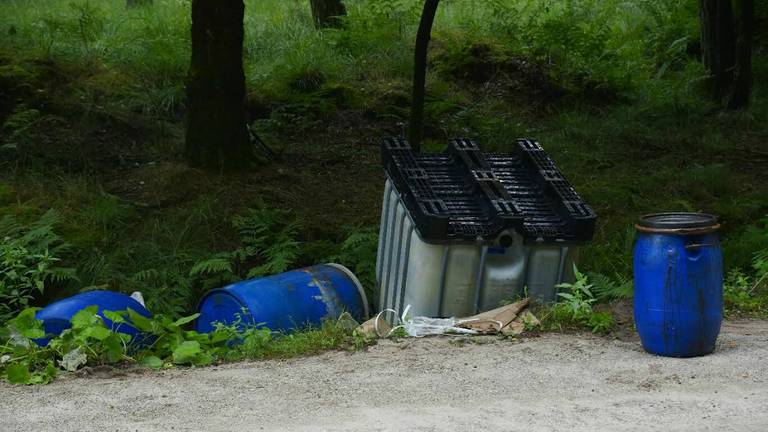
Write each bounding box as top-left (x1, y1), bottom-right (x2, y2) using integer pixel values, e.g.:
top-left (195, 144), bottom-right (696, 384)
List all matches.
top-left (2, 320), bottom-right (766, 432)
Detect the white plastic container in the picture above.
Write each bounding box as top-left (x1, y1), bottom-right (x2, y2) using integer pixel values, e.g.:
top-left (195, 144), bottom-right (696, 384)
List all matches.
top-left (376, 179), bottom-right (579, 318)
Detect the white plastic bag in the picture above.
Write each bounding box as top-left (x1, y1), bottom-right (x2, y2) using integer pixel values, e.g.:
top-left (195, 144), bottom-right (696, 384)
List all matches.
top-left (391, 305), bottom-right (477, 338)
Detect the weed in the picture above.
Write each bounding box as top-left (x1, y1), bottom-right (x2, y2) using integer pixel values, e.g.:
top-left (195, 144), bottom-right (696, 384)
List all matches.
top-left (0, 210), bottom-right (76, 323)
top-left (0, 305), bottom-right (372, 384)
top-left (723, 246), bottom-right (768, 317)
top-left (542, 266), bottom-right (616, 334)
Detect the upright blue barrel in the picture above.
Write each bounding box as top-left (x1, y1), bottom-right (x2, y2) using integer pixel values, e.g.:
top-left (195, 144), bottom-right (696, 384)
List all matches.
top-left (35, 290), bottom-right (152, 346)
top-left (195, 264), bottom-right (369, 333)
top-left (633, 213), bottom-right (723, 357)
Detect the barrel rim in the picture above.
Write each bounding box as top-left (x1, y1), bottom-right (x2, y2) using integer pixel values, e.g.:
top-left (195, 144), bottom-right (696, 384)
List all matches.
top-left (636, 212), bottom-right (719, 234)
top-left (326, 263), bottom-right (370, 319)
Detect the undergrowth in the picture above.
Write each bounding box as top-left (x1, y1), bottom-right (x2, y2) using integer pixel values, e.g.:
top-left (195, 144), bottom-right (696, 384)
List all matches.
top-left (540, 266), bottom-right (617, 334)
top-left (190, 203), bottom-right (301, 290)
top-left (723, 227), bottom-right (768, 317)
top-left (0, 210), bottom-right (76, 323)
top-left (0, 306), bottom-right (371, 385)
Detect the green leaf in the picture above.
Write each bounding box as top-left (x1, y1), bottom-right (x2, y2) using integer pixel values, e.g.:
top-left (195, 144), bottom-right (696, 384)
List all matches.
top-left (30, 362), bottom-right (58, 385)
top-left (7, 363), bottom-right (31, 384)
top-left (126, 309), bottom-right (153, 332)
top-left (172, 341), bottom-right (201, 365)
top-left (70, 306), bottom-right (100, 329)
top-left (81, 325), bottom-right (112, 341)
top-left (102, 310), bottom-right (127, 325)
top-left (102, 334), bottom-right (125, 363)
top-left (173, 314), bottom-right (200, 328)
top-left (141, 356), bottom-right (164, 369)
top-left (60, 347), bottom-right (88, 372)
top-left (192, 352), bottom-right (213, 366)
top-left (8, 308), bottom-right (45, 339)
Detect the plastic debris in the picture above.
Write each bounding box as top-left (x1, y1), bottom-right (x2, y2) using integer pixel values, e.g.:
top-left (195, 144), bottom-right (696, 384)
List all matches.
top-left (357, 299), bottom-right (538, 338)
top-left (130, 291), bottom-right (146, 308)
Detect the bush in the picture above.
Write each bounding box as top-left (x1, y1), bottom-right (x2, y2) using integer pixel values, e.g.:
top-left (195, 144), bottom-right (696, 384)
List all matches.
top-left (0, 210), bottom-right (76, 323)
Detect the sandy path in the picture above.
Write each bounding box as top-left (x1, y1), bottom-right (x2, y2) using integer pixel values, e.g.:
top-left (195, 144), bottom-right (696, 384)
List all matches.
top-left (1, 320), bottom-right (767, 432)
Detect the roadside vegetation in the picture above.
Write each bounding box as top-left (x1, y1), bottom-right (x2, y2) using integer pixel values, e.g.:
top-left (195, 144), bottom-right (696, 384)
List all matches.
top-left (0, 0), bottom-right (766, 382)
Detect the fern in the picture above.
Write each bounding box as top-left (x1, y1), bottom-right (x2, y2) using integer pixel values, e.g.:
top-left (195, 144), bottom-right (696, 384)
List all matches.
top-left (326, 226), bottom-right (378, 295)
top-left (246, 233), bottom-right (299, 278)
top-left (190, 203), bottom-right (301, 288)
top-left (752, 249), bottom-right (768, 279)
top-left (132, 267), bottom-right (194, 318)
top-left (588, 272), bottom-right (634, 302)
top-left (190, 256), bottom-right (235, 278)
top-left (748, 248), bottom-right (768, 294)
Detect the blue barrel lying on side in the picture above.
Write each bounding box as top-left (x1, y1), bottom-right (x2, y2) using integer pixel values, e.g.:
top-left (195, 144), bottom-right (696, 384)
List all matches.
top-left (35, 291), bottom-right (152, 346)
top-left (195, 264), bottom-right (369, 333)
top-left (633, 213), bottom-right (723, 357)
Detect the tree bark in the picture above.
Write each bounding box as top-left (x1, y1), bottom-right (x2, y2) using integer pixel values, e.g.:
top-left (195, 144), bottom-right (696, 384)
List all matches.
top-left (699, 0), bottom-right (736, 100)
top-left (185, 0), bottom-right (252, 171)
top-left (126, 0), bottom-right (152, 7)
top-left (309, 0), bottom-right (347, 29)
top-left (727, 0), bottom-right (754, 109)
top-left (408, 0), bottom-right (440, 151)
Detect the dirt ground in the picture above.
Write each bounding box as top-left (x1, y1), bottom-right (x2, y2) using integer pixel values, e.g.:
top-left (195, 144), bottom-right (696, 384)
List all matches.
top-left (1, 320), bottom-right (767, 432)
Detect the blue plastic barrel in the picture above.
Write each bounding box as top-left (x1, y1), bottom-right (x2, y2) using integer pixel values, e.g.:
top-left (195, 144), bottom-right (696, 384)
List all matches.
top-left (633, 213), bottom-right (723, 357)
top-left (195, 264), bottom-right (369, 333)
top-left (35, 291), bottom-right (152, 346)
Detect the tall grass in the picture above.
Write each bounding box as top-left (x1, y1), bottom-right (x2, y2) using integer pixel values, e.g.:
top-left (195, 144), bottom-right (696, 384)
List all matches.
top-left (0, 0), bottom-right (705, 114)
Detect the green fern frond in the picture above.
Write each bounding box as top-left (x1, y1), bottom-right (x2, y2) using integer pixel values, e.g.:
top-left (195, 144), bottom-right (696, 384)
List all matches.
top-left (0, 214), bottom-right (23, 239)
top-left (588, 272), bottom-right (633, 302)
top-left (47, 267), bottom-right (78, 284)
top-left (190, 256), bottom-right (234, 278)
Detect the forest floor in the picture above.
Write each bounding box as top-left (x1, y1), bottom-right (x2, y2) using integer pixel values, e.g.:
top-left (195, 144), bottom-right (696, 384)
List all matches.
top-left (2, 319), bottom-right (767, 432)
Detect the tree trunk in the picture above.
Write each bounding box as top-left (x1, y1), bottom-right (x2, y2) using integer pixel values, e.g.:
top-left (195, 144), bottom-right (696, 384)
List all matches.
top-left (408, 0), bottom-right (440, 151)
top-left (699, 0), bottom-right (737, 101)
top-left (727, 0), bottom-right (754, 109)
top-left (309, 0), bottom-right (347, 29)
top-left (126, 0), bottom-right (152, 7)
top-left (185, 0), bottom-right (252, 171)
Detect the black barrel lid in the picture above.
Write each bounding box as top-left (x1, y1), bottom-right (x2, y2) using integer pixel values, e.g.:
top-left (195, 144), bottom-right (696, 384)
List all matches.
top-left (637, 213), bottom-right (718, 230)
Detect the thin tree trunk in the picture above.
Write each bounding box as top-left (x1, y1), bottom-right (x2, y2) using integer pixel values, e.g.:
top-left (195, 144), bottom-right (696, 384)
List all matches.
top-left (727, 0), bottom-right (754, 109)
top-left (408, 0), bottom-right (440, 151)
top-left (309, 0), bottom-right (347, 29)
top-left (185, 0), bottom-right (252, 171)
top-left (699, 0), bottom-right (737, 101)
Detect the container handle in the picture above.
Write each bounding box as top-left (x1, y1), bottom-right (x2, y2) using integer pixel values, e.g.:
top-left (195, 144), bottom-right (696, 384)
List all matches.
top-left (684, 243), bottom-right (719, 250)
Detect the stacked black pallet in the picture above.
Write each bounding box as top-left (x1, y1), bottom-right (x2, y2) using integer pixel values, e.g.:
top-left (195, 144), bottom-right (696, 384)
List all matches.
top-left (381, 137), bottom-right (596, 244)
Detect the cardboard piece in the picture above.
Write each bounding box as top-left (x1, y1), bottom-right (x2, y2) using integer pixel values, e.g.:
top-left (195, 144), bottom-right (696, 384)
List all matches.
top-left (456, 299), bottom-right (530, 335)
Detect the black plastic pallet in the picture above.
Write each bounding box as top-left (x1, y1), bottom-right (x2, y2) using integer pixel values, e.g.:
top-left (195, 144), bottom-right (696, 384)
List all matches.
top-left (381, 137), bottom-right (597, 244)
